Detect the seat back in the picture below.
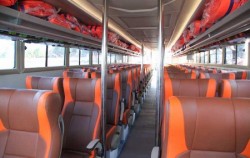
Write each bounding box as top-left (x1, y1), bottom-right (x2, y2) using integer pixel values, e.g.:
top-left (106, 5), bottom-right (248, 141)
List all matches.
top-left (221, 80), bottom-right (250, 98)
top-left (235, 71), bottom-right (248, 79)
top-left (200, 72), bottom-right (235, 96)
top-left (26, 76), bottom-right (64, 106)
top-left (121, 69), bottom-right (133, 124)
top-left (131, 67), bottom-right (139, 91)
top-left (106, 73), bottom-right (121, 126)
top-left (62, 78), bottom-right (101, 156)
top-left (161, 96), bottom-right (250, 158)
top-left (63, 70), bottom-right (89, 78)
top-left (0, 89), bottom-right (62, 158)
top-left (165, 79), bottom-right (217, 101)
top-left (164, 72), bottom-right (196, 79)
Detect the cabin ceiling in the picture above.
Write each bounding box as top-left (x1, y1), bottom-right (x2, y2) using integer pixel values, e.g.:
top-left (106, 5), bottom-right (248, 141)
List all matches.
top-left (88, 0), bottom-right (185, 50)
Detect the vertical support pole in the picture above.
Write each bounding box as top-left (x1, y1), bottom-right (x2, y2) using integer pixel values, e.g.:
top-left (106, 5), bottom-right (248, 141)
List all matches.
top-left (65, 46), bottom-right (70, 67)
top-left (156, 0), bottom-right (164, 146)
top-left (141, 44), bottom-right (144, 80)
top-left (101, 0), bottom-right (109, 157)
top-left (222, 47), bottom-right (226, 65)
top-left (89, 50), bottom-right (93, 65)
top-left (246, 38), bottom-right (250, 69)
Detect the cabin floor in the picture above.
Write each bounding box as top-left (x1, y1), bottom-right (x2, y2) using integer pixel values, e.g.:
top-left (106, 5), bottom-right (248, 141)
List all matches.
top-left (119, 71), bottom-right (156, 158)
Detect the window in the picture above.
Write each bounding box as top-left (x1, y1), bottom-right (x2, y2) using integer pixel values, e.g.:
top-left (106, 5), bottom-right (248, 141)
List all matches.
top-left (107, 53), bottom-right (111, 64)
top-left (225, 45), bottom-right (236, 65)
top-left (205, 51), bottom-right (209, 63)
top-left (92, 51), bottom-right (99, 65)
top-left (0, 38), bottom-right (15, 70)
top-left (216, 48), bottom-right (223, 64)
top-left (210, 49), bottom-right (216, 64)
top-left (237, 43), bottom-right (247, 66)
top-left (200, 52), bottom-right (205, 64)
top-left (123, 55), bottom-right (128, 63)
top-left (99, 52), bottom-right (102, 64)
top-left (69, 48), bottom-right (80, 66)
top-left (196, 52), bottom-right (200, 63)
top-left (111, 54), bottom-right (116, 63)
top-left (25, 43), bottom-right (46, 68)
top-left (80, 49), bottom-right (90, 65)
top-left (48, 46), bottom-right (65, 67)
top-left (116, 54), bottom-right (123, 63)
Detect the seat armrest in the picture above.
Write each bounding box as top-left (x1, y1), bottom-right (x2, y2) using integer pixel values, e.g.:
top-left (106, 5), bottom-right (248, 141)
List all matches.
top-left (151, 146), bottom-right (160, 158)
top-left (87, 139), bottom-right (102, 156)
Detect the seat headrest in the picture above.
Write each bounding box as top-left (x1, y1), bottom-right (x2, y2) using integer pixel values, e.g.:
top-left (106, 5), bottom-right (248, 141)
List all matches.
top-left (162, 96), bottom-right (250, 158)
top-left (63, 78), bottom-right (100, 102)
top-left (0, 89), bottom-right (61, 132)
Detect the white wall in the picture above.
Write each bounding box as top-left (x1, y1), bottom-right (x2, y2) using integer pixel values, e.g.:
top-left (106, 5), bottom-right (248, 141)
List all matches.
top-left (0, 70), bottom-right (63, 88)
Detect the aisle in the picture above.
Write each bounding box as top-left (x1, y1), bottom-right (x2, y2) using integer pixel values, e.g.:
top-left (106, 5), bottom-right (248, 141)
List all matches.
top-left (119, 72), bottom-right (156, 158)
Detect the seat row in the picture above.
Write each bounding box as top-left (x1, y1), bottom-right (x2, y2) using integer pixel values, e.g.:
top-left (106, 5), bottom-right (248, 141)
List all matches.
top-left (0, 64), bottom-right (153, 158)
top-left (151, 65), bottom-right (250, 158)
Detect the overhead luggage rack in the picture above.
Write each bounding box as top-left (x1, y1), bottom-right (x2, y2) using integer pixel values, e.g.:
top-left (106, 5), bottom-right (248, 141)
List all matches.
top-left (173, 1), bottom-right (250, 56)
top-left (0, 6), bottom-right (139, 56)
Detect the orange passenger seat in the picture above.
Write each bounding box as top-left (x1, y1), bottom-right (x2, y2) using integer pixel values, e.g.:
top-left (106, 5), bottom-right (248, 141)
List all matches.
top-left (61, 78), bottom-right (101, 158)
top-left (159, 96), bottom-right (250, 158)
top-left (26, 76), bottom-right (64, 106)
top-left (0, 89), bottom-right (62, 158)
top-left (221, 80), bottom-right (250, 98)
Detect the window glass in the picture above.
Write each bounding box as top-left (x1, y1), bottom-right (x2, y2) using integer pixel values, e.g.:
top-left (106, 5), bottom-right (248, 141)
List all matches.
top-left (210, 49), bottom-right (216, 64)
top-left (205, 51), bottom-right (209, 63)
top-left (196, 53), bottom-right (200, 63)
top-left (25, 43), bottom-right (46, 68)
top-left (107, 53), bottom-right (111, 64)
top-left (69, 48), bottom-right (80, 66)
top-left (123, 55), bottom-right (127, 63)
top-left (225, 45), bottom-right (236, 65)
top-left (80, 49), bottom-right (90, 65)
top-left (111, 54), bottom-right (116, 63)
top-left (99, 52), bottom-right (102, 64)
top-left (200, 52), bottom-right (205, 64)
top-left (216, 48), bottom-right (223, 64)
top-left (92, 51), bottom-right (99, 65)
top-left (116, 54), bottom-right (123, 63)
top-left (237, 43), bottom-right (247, 66)
top-left (48, 46), bottom-right (65, 67)
top-left (0, 38), bottom-right (15, 70)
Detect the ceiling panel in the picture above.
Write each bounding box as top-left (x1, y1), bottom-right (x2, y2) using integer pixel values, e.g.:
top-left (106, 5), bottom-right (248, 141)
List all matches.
top-left (88, 0), bottom-right (185, 50)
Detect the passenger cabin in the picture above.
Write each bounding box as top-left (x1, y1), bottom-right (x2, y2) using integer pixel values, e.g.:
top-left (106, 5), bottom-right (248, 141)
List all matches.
top-left (0, 0), bottom-right (250, 158)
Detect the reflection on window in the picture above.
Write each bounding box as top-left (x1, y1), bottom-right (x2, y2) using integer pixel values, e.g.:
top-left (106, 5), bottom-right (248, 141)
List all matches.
top-left (80, 49), bottom-right (89, 65)
top-left (69, 48), bottom-right (79, 66)
top-left (210, 49), bottom-right (216, 64)
top-left (123, 55), bottom-right (128, 63)
top-left (205, 51), bottom-right (209, 63)
top-left (225, 46), bottom-right (236, 65)
top-left (0, 38), bottom-right (15, 70)
top-left (237, 44), bottom-right (247, 66)
top-left (25, 43), bottom-right (46, 68)
top-left (99, 52), bottom-right (102, 64)
top-left (216, 48), bottom-right (222, 64)
top-left (107, 53), bottom-right (111, 64)
top-left (200, 52), bottom-right (205, 64)
top-left (116, 54), bottom-right (123, 63)
top-left (196, 53), bottom-right (200, 63)
top-left (111, 54), bottom-right (116, 63)
top-left (92, 51), bottom-right (99, 65)
top-left (48, 46), bottom-right (65, 67)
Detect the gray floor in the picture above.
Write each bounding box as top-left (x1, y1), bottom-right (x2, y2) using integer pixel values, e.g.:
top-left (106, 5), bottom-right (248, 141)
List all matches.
top-left (119, 74), bottom-right (156, 158)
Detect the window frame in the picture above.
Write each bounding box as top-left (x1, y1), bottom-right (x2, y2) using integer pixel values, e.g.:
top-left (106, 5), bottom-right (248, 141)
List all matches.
top-left (0, 39), bottom-right (19, 74)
